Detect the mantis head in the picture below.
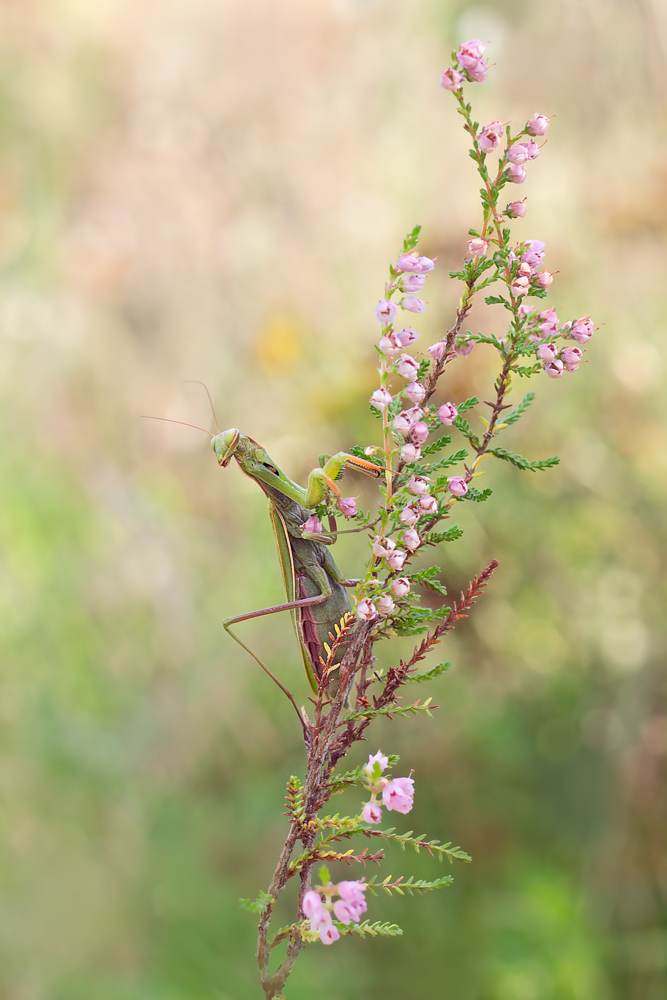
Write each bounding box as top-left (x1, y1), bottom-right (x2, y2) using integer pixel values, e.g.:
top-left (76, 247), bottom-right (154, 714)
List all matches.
top-left (212, 428), bottom-right (241, 467)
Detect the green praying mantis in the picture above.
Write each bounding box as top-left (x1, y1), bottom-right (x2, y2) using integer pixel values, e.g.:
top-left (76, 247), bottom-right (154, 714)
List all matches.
top-left (212, 428), bottom-right (382, 694)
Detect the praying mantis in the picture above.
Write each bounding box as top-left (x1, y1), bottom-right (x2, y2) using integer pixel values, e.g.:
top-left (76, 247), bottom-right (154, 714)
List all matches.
top-left (212, 428), bottom-right (382, 694)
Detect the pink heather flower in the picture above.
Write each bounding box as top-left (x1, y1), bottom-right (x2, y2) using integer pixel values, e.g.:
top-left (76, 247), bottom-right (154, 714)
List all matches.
top-left (568, 316), bottom-right (595, 343)
top-left (478, 118), bottom-right (503, 153)
top-left (404, 381), bottom-right (426, 405)
top-left (402, 528), bottom-right (421, 552)
top-left (357, 599), bottom-right (377, 621)
top-left (537, 342), bottom-right (558, 362)
top-left (332, 898), bottom-right (360, 925)
top-left (545, 359), bottom-right (564, 378)
top-left (561, 345), bottom-right (583, 371)
top-left (376, 594), bottom-right (395, 616)
top-left (511, 276), bottom-right (530, 296)
top-left (390, 577), bottom-right (411, 598)
top-left (386, 549), bottom-right (407, 572)
top-left (538, 308), bottom-right (560, 335)
top-left (457, 39), bottom-right (486, 68)
top-left (527, 113), bottom-right (550, 136)
top-left (466, 59), bottom-right (488, 83)
top-left (338, 496), bottom-right (358, 517)
top-left (370, 387), bottom-right (393, 410)
top-left (456, 338), bottom-right (474, 357)
top-left (517, 261), bottom-right (533, 277)
top-left (382, 776), bottom-right (415, 814)
top-left (416, 255), bottom-right (436, 273)
top-left (468, 237), bottom-right (489, 255)
top-left (518, 303), bottom-right (534, 320)
top-left (372, 535), bottom-right (396, 558)
top-left (447, 476), bottom-right (468, 496)
top-left (396, 252), bottom-right (429, 273)
top-left (403, 405), bottom-right (424, 426)
top-left (319, 922), bottom-right (340, 945)
top-left (378, 335), bottom-right (400, 358)
top-left (400, 273), bottom-right (426, 293)
top-left (522, 240), bottom-right (546, 267)
top-left (400, 443), bottom-right (421, 464)
top-left (508, 163), bottom-right (527, 184)
top-left (524, 140), bottom-right (540, 160)
top-left (418, 495), bottom-right (438, 515)
top-left (362, 801), bottom-right (383, 824)
top-left (428, 340), bottom-right (447, 361)
top-left (338, 880), bottom-right (367, 904)
top-left (399, 505), bottom-right (419, 527)
top-left (411, 420), bottom-right (429, 445)
top-left (366, 750), bottom-right (389, 772)
top-left (393, 413), bottom-right (411, 435)
top-left (506, 199), bottom-right (527, 218)
top-left (440, 67), bottom-right (464, 91)
top-left (507, 143), bottom-right (530, 165)
top-left (303, 890), bottom-right (324, 919)
top-left (302, 515), bottom-right (323, 534)
top-left (402, 295), bottom-right (427, 314)
top-left (397, 353), bottom-right (420, 380)
top-left (439, 401), bottom-right (458, 425)
top-left (534, 271), bottom-right (553, 289)
top-left (375, 299), bottom-right (397, 324)
top-left (393, 327), bottom-right (419, 347)
top-left (407, 475), bottom-right (430, 496)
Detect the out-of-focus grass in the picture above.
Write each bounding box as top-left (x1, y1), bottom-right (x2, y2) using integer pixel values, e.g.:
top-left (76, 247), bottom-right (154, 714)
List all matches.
top-left (0, 1), bottom-right (666, 998)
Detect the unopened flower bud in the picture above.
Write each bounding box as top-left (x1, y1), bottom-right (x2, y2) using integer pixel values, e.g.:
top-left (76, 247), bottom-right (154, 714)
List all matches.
top-left (407, 476), bottom-right (430, 496)
top-left (372, 536), bottom-right (396, 558)
top-left (517, 261), bottom-right (533, 277)
top-left (397, 353), bottom-right (420, 380)
top-left (411, 420), bottom-right (429, 445)
top-left (393, 413), bottom-right (411, 434)
top-left (527, 113), bottom-right (550, 135)
top-left (357, 599), bottom-right (377, 621)
top-left (376, 594), bottom-right (395, 616)
top-left (418, 495), bottom-right (438, 515)
top-left (522, 240), bottom-right (546, 266)
top-left (378, 335), bottom-right (399, 357)
top-left (468, 237), bottom-right (489, 256)
top-left (544, 359), bottom-right (564, 378)
top-left (440, 67), bottom-right (464, 91)
top-left (506, 199), bottom-right (527, 218)
top-left (537, 342), bottom-right (558, 362)
top-left (568, 316), bottom-right (594, 344)
top-left (404, 381), bottom-right (426, 405)
top-left (534, 270), bottom-right (553, 289)
top-left (390, 577), bottom-right (411, 598)
top-left (399, 505), bottom-right (419, 527)
top-left (439, 401), bottom-right (458, 425)
top-left (382, 776), bottom-right (415, 814)
top-left (400, 273), bottom-right (426, 293)
top-left (511, 275), bottom-right (530, 296)
top-left (402, 528), bottom-right (421, 552)
top-left (386, 549), bottom-right (407, 571)
top-left (457, 38), bottom-right (485, 68)
top-left (478, 118), bottom-right (504, 153)
top-left (362, 801), bottom-right (383, 824)
top-left (400, 443), bottom-right (421, 464)
top-left (507, 143), bottom-right (530, 164)
top-left (456, 338), bottom-right (474, 357)
top-left (302, 515), bottom-right (323, 534)
top-left (524, 140), bottom-right (540, 160)
top-left (338, 496), bottom-right (358, 518)
top-left (428, 340), bottom-right (447, 361)
top-left (303, 891), bottom-right (323, 919)
top-left (561, 345), bottom-right (583, 371)
top-left (508, 163), bottom-right (527, 184)
top-left (538, 308), bottom-right (560, 335)
top-left (375, 299), bottom-right (397, 324)
top-left (447, 476), bottom-right (468, 497)
top-left (402, 295), bottom-right (427, 314)
top-left (370, 388), bottom-right (393, 411)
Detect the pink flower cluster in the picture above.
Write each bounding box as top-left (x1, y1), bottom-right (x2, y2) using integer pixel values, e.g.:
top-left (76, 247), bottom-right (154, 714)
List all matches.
top-left (440, 39), bottom-right (489, 90)
top-left (303, 880), bottom-right (368, 945)
top-left (361, 750), bottom-right (415, 826)
top-left (510, 239), bottom-right (554, 296)
top-left (520, 307), bottom-right (595, 377)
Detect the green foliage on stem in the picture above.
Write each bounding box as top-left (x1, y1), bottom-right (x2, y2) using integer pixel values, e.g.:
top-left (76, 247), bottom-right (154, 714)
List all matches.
top-left (504, 390), bottom-right (535, 424)
top-left (489, 447), bottom-right (560, 472)
top-left (365, 873), bottom-right (454, 896)
top-left (341, 919), bottom-right (403, 938)
top-left (408, 661), bottom-right (450, 684)
top-left (240, 889), bottom-right (274, 914)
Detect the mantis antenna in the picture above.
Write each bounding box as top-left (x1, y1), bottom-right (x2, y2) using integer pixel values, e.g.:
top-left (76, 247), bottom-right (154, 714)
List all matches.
top-left (181, 380), bottom-right (221, 433)
top-left (141, 415), bottom-right (212, 435)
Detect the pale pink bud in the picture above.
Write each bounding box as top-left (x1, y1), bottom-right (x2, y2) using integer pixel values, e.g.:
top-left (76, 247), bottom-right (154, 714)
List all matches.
top-left (418, 495), bottom-right (438, 515)
top-left (518, 303), bottom-right (534, 320)
top-left (568, 316), bottom-right (594, 344)
top-left (400, 273), bottom-right (426, 293)
top-left (396, 252), bottom-right (424, 273)
top-left (544, 359), bottom-right (564, 378)
top-left (527, 113), bottom-right (550, 136)
top-left (506, 199), bottom-right (527, 218)
top-left (377, 594), bottom-right (395, 616)
top-left (428, 340), bottom-right (447, 361)
top-left (407, 475), bottom-right (430, 496)
top-left (366, 750), bottom-right (389, 773)
top-left (400, 443), bottom-right (421, 464)
top-left (403, 406), bottom-right (423, 426)
top-left (372, 535), bottom-right (396, 558)
top-left (404, 381), bottom-right (426, 405)
top-left (468, 237), bottom-right (489, 255)
top-left (303, 890), bottom-right (323, 919)
top-left (439, 402), bottom-right (458, 425)
top-left (561, 345), bottom-right (583, 371)
top-left (478, 119), bottom-right (503, 152)
top-left (402, 295), bottom-right (427, 313)
top-left (319, 922), bottom-right (340, 945)
top-left (537, 342), bottom-right (558, 362)
top-left (390, 577), bottom-right (411, 598)
top-left (507, 143), bottom-right (530, 165)
top-left (415, 255), bottom-right (436, 273)
top-left (534, 270), bottom-right (553, 289)
top-left (338, 496), bottom-right (358, 518)
top-left (456, 338), bottom-right (474, 357)
top-left (508, 163), bottom-right (527, 184)
top-left (379, 335), bottom-right (400, 357)
top-left (397, 353), bottom-right (420, 380)
top-left (511, 276), bottom-right (530, 296)
top-left (375, 299), bottom-right (397, 324)
top-left (382, 776), bottom-right (415, 814)
top-left (411, 420), bottom-right (429, 445)
top-left (524, 140), bottom-right (540, 160)
top-left (457, 39), bottom-right (485, 68)
top-left (447, 476), bottom-right (468, 496)
top-left (332, 899), bottom-right (356, 925)
top-left (538, 308), bottom-right (559, 335)
top-left (517, 261), bottom-right (533, 277)
top-left (362, 801), bottom-right (383, 824)
top-left (386, 549), bottom-right (407, 571)
top-left (357, 599), bottom-right (377, 621)
top-left (302, 515), bottom-right (323, 534)
top-left (370, 387), bottom-right (393, 411)
top-left (337, 881), bottom-right (367, 917)
top-left (522, 240), bottom-right (546, 266)
top-left (393, 413), bottom-right (411, 434)
top-left (393, 327), bottom-right (419, 347)
top-left (466, 59), bottom-right (488, 83)
top-left (402, 528), bottom-right (421, 552)
top-left (399, 505), bottom-right (419, 527)
top-left (440, 67), bottom-right (464, 91)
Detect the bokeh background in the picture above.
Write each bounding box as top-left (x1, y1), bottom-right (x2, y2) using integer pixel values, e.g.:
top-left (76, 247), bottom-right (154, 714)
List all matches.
top-left (1, 0), bottom-right (666, 997)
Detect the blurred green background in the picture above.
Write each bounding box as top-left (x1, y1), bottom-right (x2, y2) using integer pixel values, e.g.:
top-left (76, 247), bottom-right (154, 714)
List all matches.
top-left (1, 0), bottom-right (666, 997)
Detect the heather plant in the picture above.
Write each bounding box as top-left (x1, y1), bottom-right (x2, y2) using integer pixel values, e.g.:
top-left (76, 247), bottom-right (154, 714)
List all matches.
top-left (225, 41), bottom-right (596, 999)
